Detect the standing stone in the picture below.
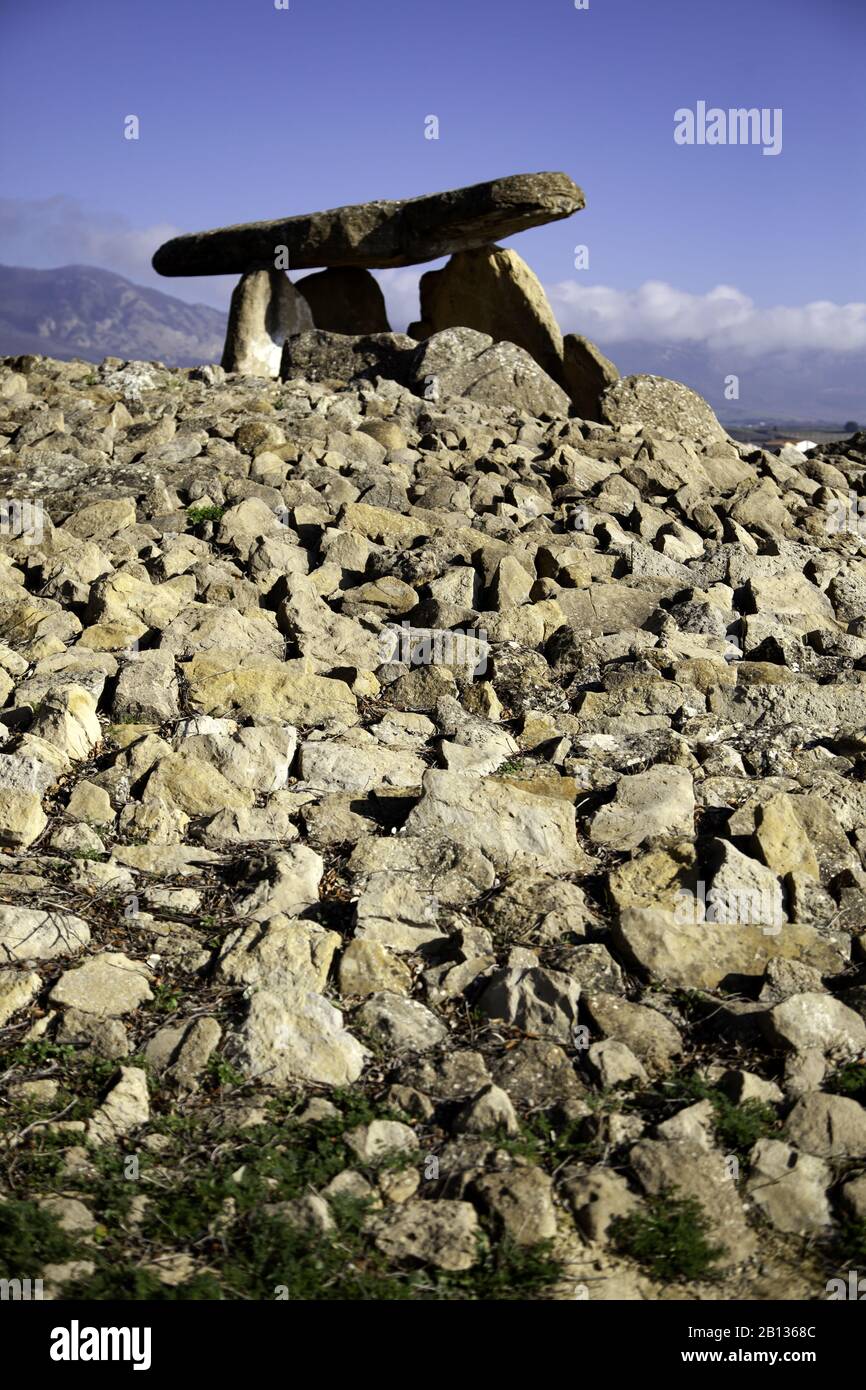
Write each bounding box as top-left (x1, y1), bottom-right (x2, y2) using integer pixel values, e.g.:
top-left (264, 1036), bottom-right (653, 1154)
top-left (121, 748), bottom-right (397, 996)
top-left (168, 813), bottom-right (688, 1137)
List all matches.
top-left (408, 245), bottom-right (565, 388)
top-left (294, 268), bottom-right (390, 334)
top-left (221, 269), bottom-right (313, 377)
top-left (562, 333), bottom-right (619, 421)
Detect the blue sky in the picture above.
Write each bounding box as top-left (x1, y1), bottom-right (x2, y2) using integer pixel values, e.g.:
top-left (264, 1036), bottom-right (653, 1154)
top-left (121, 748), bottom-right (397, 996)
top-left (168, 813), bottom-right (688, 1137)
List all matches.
top-left (1, 0), bottom-right (864, 361)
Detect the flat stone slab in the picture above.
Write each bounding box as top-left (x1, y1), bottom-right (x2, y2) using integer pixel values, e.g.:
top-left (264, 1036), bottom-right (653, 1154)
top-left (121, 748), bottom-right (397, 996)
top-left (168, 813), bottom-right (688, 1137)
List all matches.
top-left (152, 172), bottom-right (584, 276)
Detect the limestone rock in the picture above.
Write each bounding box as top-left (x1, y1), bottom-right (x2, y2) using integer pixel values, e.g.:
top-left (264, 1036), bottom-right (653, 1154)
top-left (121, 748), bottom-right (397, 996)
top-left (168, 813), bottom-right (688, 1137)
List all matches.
top-left (600, 374), bottom-right (727, 443)
top-left (761, 992), bottom-right (866, 1060)
top-left (477, 962), bottom-right (580, 1044)
top-left (357, 991), bottom-right (448, 1053)
top-left (153, 171), bottom-right (585, 275)
top-left (409, 328), bottom-right (570, 417)
top-left (746, 1138), bottom-right (832, 1234)
top-left (611, 906), bottom-right (842, 991)
top-left (562, 333), bottom-right (619, 420)
top-left (366, 1198), bottom-right (479, 1270)
top-left (0, 905), bottom-right (90, 963)
top-left (49, 952), bottom-right (153, 1017)
top-left (590, 765), bottom-right (695, 852)
top-left (404, 769), bottom-right (578, 871)
top-left (235, 986), bottom-right (368, 1087)
top-left (87, 1066), bottom-right (150, 1145)
top-left (409, 245), bottom-right (565, 388)
top-left (0, 789), bottom-right (47, 848)
top-left (221, 269), bottom-right (313, 377)
top-left (785, 1093), bottom-right (866, 1158)
top-left (295, 267), bottom-right (391, 334)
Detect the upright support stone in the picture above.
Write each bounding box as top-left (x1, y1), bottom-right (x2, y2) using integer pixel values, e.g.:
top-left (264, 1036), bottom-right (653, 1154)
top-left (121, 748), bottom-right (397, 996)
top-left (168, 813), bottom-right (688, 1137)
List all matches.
top-left (408, 244), bottom-right (566, 389)
top-left (294, 268), bottom-right (390, 334)
top-left (562, 334), bottom-right (619, 422)
top-left (221, 269), bottom-right (313, 377)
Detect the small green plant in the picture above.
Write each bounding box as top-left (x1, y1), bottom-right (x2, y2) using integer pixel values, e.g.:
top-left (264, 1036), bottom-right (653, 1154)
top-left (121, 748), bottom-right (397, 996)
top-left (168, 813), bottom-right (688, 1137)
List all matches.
top-left (656, 1074), bottom-right (778, 1156)
top-left (206, 1055), bottom-right (245, 1091)
top-left (186, 504), bottom-right (225, 526)
top-left (827, 1063), bottom-right (866, 1105)
top-left (494, 1111), bottom-right (597, 1169)
top-left (610, 1191), bottom-right (724, 1283)
top-left (494, 759), bottom-right (524, 776)
top-left (0, 1200), bottom-right (73, 1274)
top-left (150, 982), bottom-right (182, 1013)
top-left (836, 1218), bottom-right (866, 1266)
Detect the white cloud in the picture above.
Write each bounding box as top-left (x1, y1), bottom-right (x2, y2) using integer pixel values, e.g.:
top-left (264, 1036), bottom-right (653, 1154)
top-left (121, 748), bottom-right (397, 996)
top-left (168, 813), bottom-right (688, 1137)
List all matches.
top-left (547, 279), bottom-right (866, 355)
top-left (0, 196), bottom-right (234, 308)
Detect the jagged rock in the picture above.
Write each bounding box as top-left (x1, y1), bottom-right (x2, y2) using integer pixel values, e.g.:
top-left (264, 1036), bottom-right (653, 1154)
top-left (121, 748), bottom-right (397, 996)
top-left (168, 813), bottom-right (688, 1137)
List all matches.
top-left (153, 171), bottom-right (584, 275)
top-left (561, 1168), bottom-right (640, 1242)
top-left (357, 991), bottom-right (448, 1053)
top-left (281, 329), bottom-right (417, 385)
top-left (408, 328), bottom-right (571, 417)
top-left (87, 1066), bottom-right (150, 1145)
top-left (611, 906), bottom-right (842, 991)
top-left (337, 939), bottom-right (412, 997)
top-left (600, 373), bottom-right (727, 442)
top-left (628, 1138), bottom-right (756, 1262)
top-left (477, 961), bottom-right (580, 1044)
top-left (761, 992), bottom-right (866, 1059)
top-left (0, 968), bottom-right (41, 1025)
top-left (404, 770), bottom-right (579, 871)
top-left (366, 1198), bottom-right (479, 1270)
top-left (218, 915), bottom-right (337, 995)
top-left (180, 652), bottom-right (358, 726)
top-left (746, 1138), bottom-right (832, 1234)
top-left (0, 789), bottom-right (47, 848)
top-left (453, 1083), bottom-right (519, 1136)
top-left (784, 1093), bottom-right (866, 1158)
top-left (590, 765), bottom-right (695, 852)
top-left (470, 1167), bottom-right (557, 1244)
top-left (234, 986), bottom-right (368, 1087)
top-left (583, 992), bottom-right (683, 1075)
top-left (344, 1119), bottom-right (418, 1162)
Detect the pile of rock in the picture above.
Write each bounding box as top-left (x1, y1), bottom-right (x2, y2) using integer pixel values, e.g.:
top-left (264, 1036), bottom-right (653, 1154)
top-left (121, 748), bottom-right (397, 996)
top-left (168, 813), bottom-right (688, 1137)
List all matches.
top-left (152, 172), bottom-right (620, 419)
top-left (1, 344), bottom-right (866, 1301)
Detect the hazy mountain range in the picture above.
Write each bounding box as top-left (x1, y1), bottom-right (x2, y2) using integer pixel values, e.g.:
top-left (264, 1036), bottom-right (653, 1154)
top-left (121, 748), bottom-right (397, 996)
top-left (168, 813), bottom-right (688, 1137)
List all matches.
top-left (0, 264), bottom-right (225, 366)
top-left (0, 263), bottom-right (862, 426)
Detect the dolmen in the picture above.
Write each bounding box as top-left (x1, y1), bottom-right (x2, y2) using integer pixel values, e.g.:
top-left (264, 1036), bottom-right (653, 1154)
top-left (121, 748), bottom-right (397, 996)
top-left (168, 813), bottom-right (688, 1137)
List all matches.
top-left (151, 171), bottom-right (620, 419)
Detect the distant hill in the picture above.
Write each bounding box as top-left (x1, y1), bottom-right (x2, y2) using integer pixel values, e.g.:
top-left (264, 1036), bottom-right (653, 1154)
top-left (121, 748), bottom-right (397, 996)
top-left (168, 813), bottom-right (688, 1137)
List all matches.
top-left (0, 263), bottom-right (226, 366)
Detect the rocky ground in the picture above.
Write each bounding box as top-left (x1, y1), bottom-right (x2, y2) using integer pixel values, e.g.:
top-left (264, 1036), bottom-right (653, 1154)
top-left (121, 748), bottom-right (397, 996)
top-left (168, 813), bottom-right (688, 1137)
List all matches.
top-left (1, 347), bottom-right (865, 1302)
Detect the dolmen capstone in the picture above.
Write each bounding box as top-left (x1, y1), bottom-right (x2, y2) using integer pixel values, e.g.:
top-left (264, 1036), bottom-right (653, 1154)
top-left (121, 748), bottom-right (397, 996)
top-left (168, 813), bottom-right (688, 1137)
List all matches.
top-left (152, 171), bottom-right (621, 419)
